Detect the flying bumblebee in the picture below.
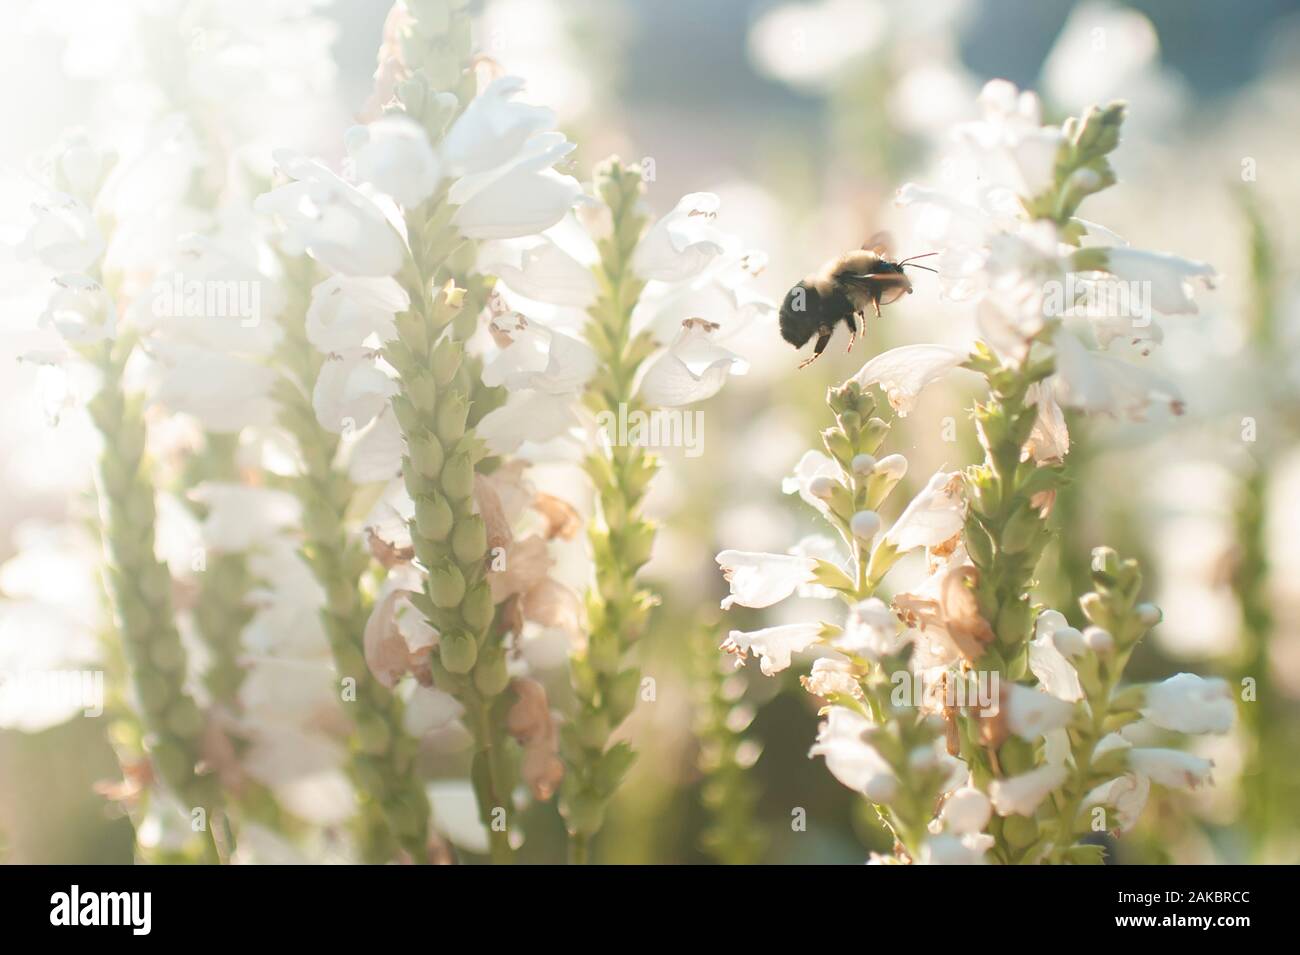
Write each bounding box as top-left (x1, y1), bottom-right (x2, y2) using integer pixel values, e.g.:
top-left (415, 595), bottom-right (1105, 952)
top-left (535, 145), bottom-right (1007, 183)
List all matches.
top-left (778, 234), bottom-right (936, 368)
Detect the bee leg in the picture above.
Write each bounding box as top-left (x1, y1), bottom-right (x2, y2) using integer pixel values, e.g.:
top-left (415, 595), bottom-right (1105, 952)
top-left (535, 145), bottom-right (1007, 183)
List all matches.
top-left (845, 313), bottom-right (859, 353)
top-left (798, 328), bottom-right (832, 369)
top-left (871, 296), bottom-right (882, 319)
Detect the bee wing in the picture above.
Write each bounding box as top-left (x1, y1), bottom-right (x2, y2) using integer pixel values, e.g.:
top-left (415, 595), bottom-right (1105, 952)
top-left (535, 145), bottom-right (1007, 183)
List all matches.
top-left (839, 270), bottom-right (910, 310)
top-left (862, 231), bottom-right (894, 257)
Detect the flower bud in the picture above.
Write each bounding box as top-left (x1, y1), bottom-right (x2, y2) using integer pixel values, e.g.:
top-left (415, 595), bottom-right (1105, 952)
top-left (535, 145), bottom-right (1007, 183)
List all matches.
top-left (874, 453), bottom-right (908, 481)
top-left (435, 393), bottom-right (468, 444)
top-left (440, 452), bottom-right (474, 499)
top-left (473, 644), bottom-right (510, 697)
top-left (809, 476), bottom-right (836, 500)
top-left (414, 492), bottom-right (453, 542)
top-left (1083, 626), bottom-right (1114, 654)
top-left (1135, 602), bottom-right (1162, 627)
top-left (850, 510), bottom-right (881, 542)
top-left (409, 432), bottom-right (445, 480)
top-left (428, 562), bottom-right (466, 608)
top-left (850, 453), bottom-right (877, 476)
top-left (461, 580), bottom-right (494, 632)
top-left (439, 629), bottom-right (478, 674)
top-left (431, 337), bottom-right (462, 386)
top-left (451, 514), bottom-right (487, 564)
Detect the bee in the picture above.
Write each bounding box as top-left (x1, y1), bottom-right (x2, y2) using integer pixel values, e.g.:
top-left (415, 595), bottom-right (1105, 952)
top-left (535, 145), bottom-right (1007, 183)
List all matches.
top-left (778, 233), bottom-right (937, 368)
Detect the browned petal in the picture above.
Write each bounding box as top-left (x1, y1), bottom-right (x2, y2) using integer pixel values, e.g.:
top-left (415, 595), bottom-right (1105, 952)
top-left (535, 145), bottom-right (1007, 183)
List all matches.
top-left (505, 678), bottom-right (551, 742)
top-left (940, 565), bottom-right (995, 661)
top-left (488, 535), bottom-right (552, 603)
top-left (473, 473), bottom-right (513, 555)
top-left (520, 577), bottom-right (584, 644)
top-left (363, 587), bottom-right (416, 689)
top-left (534, 491), bottom-right (583, 540)
top-left (367, 526), bottom-right (415, 568)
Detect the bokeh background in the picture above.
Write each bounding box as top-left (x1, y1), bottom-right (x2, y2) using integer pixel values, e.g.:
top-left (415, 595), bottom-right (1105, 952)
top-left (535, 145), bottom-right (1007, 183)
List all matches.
top-left (2, 0), bottom-right (1298, 863)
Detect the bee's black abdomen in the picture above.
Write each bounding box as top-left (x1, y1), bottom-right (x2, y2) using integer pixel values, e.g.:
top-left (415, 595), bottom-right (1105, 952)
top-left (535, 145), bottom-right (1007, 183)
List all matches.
top-left (779, 282), bottom-right (818, 348)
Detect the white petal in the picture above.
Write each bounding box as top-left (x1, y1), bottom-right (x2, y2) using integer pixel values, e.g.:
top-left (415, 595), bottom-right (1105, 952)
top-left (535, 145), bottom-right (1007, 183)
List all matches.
top-left (349, 115), bottom-right (442, 208)
top-left (884, 470), bottom-right (965, 553)
top-left (1142, 673), bottom-right (1235, 735)
top-left (1128, 747), bottom-right (1214, 790)
top-left (305, 274), bottom-right (407, 354)
top-left (632, 192), bottom-right (728, 282)
top-left (989, 763), bottom-right (1068, 816)
top-left (721, 621), bottom-right (822, 676)
top-left (849, 344), bottom-right (966, 416)
top-left (1003, 684), bottom-right (1076, 741)
top-left (809, 707), bottom-right (899, 799)
top-left (716, 550), bottom-right (816, 610)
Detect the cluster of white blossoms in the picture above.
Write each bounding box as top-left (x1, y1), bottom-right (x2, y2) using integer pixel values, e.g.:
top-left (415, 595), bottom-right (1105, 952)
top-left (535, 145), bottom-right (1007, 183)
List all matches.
top-left (715, 82), bottom-right (1235, 864)
top-left (2, 0), bottom-right (777, 864)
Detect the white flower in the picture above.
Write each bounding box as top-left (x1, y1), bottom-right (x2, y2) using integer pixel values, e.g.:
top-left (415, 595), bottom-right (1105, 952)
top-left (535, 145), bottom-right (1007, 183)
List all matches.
top-left (189, 484), bottom-right (302, 553)
top-left (1084, 773), bottom-right (1150, 833)
top-left (1023, 383), bottom-right (1070, 465)
top-left (344, 406), bottom-right (404, 483)
top-left (450, 132), bottom-right (582, 240)
top-left (633, 251), bottom-right (774, 345)
top-left (1128, 747), bottom-right (1214, 790)
top-left (149, 342), bottom-right (279, 432)
top-left (849, 344), bottom-right (966, 416)
top-left (441, 76), bottom-right (557, 177)
top-left (311, 351), bottom-right (398, 434)
top-left (19, 193), bottom-right (104, 272)
top-left (486, 234), bottom-right (597, 308)
top-left (476, 390), bottom-right (580, 455)
top-left (883, 470), bottom-right (965, 553)
top-left (809, 707), bottom-right (899, 801)
top-left (483, 313), bottom-right (598, 395)
top-left (1029, 609), bottom-right (1086, 702)
top-left (39, 273), bottom-right (115, 344)
top-left (256, 150), bottom-right (406, 277)
top-left (305, 274), bottom-right (408, 354)
top-left (1100, 247), bottom-right (1216, 315)
top-left (941, 786), bottom-right (992, 835)
top-left (1142, 673), bottom-right (1235, 735)
top-left (782, 450), bottom-right (840, 516)
top-left (716, 550), bottom-right (817, 610)
top-left (1003, 683), bottom-right (1076, 741)
top-left (919, 832), bottom-right (993, 865)
top-left (989, 763), bottom-right (1068, 816)
top-left (1051, 327), bottom-right (1183, 419)
top-left (954, 79), bottom-right (1063, 198)
top-left (348, 115), bottom-right (442, 208)
top-left (803, 656), bottom-right (862, 699)
top-left (721, 621), bottom-right (822, 676)
top-left (836, 597), bottom-right (907, 658)
top-left (631, 192), bottom-right (728, 282)
top-left (637, 318), bottom-right (747, 408)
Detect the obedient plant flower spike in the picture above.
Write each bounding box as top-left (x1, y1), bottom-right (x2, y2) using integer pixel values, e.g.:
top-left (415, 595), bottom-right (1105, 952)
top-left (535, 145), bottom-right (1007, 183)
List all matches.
top-left (85, 320), bottom-right (223, 863)
top-left (1030, 548), bottom-right (1153, 863)
top-left (693, 620), bottom-right (766, 865)
top-left (182, 434), bottom-right (256, 708)
top-left (269, 254), bottom-right (432, 863)
top-left (961, 103), bottom-right (1127, 678)
top-left (373, 1), bottom-right (521, 864)
top-left (561, 159), bottom-right (657, 862)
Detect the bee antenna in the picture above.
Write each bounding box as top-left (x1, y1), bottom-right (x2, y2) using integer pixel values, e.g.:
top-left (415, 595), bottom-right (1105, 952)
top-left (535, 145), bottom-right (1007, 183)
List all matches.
top-left (901, 262), bottom-right (938, 274)
top-left (898, 252), bottom-right (939, 266)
